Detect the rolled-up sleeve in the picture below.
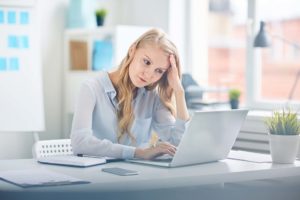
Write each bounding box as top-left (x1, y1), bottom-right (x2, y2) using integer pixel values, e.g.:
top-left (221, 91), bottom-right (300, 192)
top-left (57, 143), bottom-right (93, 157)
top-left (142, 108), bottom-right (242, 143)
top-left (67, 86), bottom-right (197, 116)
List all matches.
top-left (70, 82), bottom-right (136, 159)
top-left (152, 97), bottom-right (190, 146)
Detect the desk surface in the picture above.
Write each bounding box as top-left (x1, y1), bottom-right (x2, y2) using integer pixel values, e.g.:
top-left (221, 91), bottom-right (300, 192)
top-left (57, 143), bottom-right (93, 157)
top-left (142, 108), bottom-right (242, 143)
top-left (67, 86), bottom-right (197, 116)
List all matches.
top-left (1, 151), bottom-right (300, 193)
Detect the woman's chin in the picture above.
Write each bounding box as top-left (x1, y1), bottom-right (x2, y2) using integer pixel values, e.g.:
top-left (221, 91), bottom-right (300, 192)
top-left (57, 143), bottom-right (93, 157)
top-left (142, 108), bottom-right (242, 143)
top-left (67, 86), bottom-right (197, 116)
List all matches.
top-left (134, 83), bottom-right (146, 88)
top-left (132, 80), bottom-right (147, 88)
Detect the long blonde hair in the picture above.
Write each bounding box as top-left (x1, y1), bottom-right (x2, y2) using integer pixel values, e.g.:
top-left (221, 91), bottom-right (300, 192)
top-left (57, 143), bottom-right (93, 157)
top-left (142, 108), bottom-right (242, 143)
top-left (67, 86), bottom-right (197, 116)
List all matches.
top-left (115, 28), bottom-right (182, 143)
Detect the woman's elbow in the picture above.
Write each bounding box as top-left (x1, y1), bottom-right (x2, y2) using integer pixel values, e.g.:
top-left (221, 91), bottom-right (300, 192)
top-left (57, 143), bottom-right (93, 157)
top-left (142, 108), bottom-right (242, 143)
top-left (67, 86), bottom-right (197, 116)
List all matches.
top-left (70, 132), bottom-right (85, 155)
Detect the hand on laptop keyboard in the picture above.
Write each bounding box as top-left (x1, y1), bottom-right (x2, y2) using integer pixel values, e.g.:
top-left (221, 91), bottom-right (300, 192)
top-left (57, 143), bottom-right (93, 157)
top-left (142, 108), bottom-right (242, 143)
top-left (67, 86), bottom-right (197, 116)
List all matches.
top-left (134, 141), bottom-right (177, 160)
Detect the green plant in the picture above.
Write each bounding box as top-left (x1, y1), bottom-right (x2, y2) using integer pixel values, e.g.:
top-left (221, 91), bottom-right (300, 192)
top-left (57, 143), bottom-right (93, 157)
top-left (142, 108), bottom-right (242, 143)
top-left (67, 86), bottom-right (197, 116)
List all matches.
top-left (229, 89), bottom-right (241, 100)
top-left (95, 8), bottom-right (107, 18)
top-left (265, 109), bottom-right (300, 135)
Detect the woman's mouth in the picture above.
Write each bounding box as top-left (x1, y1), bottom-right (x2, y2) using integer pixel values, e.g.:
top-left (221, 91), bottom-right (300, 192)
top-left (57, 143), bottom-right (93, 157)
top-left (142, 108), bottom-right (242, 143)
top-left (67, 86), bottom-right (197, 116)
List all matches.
top-left (139, 77), bottom-right (147, 83)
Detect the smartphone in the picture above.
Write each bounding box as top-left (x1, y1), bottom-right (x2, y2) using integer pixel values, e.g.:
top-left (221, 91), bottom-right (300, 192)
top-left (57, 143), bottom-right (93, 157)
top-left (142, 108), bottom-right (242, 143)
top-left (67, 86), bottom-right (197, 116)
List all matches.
top-left (102, 167), bottom-right (139, 176)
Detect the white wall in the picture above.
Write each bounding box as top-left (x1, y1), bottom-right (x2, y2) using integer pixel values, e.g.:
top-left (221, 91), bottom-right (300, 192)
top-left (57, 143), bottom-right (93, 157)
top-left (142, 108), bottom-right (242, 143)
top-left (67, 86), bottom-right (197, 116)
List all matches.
top-left (0, 0), bottom-right (68, 159)
top-left (38, 0), bottom-right (68, 141)
top-left (118, 0), bottom-right (188, 71)
top-left (186, 0), bottom-right (209, 85)
top-left (119, 0), bottom-right (169, 30)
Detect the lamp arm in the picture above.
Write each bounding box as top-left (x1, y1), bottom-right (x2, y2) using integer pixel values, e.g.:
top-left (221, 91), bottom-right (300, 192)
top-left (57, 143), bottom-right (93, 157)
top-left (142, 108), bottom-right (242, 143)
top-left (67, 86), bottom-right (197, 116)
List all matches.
top-left (270, 33), bottom-right (300, 50)
top-left (267, 33), bottom-right (300, 100)
top-left (288, 69), bottom-right (300, 100)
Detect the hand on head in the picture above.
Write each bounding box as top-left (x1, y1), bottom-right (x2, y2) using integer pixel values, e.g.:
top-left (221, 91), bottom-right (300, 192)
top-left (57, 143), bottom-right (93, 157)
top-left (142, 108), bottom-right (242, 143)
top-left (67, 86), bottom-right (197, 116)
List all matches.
top-left (167, 54), bottom-right (183, 93)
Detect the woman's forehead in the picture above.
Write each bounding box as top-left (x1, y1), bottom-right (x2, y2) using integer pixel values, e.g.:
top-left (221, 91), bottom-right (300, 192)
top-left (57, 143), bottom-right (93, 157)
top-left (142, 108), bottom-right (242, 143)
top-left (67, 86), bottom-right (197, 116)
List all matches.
top-left (137, 45), bottom-right (170, 66)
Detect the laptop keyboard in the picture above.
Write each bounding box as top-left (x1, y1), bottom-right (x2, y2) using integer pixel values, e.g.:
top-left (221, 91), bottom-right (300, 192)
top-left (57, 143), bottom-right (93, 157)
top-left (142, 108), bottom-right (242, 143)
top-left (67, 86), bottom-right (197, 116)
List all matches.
top-left (152, 154), bottom-right (173, 162)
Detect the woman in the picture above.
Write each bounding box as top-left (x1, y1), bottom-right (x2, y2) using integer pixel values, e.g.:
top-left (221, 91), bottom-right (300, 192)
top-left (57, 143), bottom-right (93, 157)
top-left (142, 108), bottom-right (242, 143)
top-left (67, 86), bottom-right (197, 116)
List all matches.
top-left (71, 28), bottom-right (189, 160)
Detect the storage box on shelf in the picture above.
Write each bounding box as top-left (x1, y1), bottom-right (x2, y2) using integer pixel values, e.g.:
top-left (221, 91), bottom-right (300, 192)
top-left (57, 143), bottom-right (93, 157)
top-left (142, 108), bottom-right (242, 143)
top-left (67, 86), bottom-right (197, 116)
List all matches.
top-left (63, 25), bottom-right (149, 136)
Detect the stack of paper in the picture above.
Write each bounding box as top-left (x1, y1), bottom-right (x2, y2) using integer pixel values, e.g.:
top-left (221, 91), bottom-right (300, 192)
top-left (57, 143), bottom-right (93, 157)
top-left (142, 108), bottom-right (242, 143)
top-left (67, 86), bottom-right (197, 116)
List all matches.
top-left (0, 169), bottom-right (90, 188)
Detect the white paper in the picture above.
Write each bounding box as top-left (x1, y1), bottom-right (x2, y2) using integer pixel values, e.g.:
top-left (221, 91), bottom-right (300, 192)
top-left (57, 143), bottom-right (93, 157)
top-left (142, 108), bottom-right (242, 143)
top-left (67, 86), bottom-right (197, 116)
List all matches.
top-left (0, 169), bottom-right (89, 188)
top-left (228, 150), bottom-right (272, 163)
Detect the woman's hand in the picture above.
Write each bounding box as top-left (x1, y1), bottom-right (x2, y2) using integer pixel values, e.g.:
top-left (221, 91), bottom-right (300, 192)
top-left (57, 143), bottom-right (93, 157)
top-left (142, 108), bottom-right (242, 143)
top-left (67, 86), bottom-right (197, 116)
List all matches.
top-left (167, 54), bottom-right (183, 93)
top-left (134, 141), bottom-right (177, 160)
top-left (167, 54), bottom-right (190, 121)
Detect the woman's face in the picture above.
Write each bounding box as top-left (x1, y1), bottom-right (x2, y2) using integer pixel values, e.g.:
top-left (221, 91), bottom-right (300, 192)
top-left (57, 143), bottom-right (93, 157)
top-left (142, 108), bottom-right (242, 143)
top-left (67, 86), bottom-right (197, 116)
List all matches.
top-left (129, 45), bottom-right (170, 88)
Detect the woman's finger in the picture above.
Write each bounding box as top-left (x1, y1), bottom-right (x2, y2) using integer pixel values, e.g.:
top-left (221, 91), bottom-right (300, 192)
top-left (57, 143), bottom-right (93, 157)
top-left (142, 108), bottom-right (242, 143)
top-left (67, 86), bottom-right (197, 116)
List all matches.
top-left (157, 142), bottom-right (177, 150)
top-left (160, 148), bottom-right (175, 156)
top-left (170, 54), bottom-right (176, 67)
top-left (156, 143), bottom-right (176, 155)
top-left (159, 145), bottom-right (176, 155)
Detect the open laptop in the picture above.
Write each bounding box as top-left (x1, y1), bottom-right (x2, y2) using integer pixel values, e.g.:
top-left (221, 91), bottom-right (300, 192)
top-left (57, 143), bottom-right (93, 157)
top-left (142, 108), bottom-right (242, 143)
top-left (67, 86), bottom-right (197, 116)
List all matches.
top-left (127, 109), bottom-right (249, 167)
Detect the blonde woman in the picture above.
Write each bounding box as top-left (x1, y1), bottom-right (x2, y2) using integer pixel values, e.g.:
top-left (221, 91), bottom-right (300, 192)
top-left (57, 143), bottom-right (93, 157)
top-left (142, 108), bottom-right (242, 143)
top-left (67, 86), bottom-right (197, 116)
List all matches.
top-left (71, 28), bottom-right (189, 160)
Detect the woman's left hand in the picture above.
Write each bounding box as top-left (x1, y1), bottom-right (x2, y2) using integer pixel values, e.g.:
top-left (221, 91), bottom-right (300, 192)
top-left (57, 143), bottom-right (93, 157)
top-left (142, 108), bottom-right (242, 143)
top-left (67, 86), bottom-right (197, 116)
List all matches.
top-left (167, 55), bottom-right (183, 93)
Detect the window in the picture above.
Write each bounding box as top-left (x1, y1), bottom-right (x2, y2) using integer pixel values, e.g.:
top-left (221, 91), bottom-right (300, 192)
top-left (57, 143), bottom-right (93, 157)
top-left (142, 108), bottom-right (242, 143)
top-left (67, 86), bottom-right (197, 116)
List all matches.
top-left (207, 0), bottom-right (247, 104)
top-left (256, 0), bottom-right (300, 103)
top-left (189, 0), bottom-right (300, 109)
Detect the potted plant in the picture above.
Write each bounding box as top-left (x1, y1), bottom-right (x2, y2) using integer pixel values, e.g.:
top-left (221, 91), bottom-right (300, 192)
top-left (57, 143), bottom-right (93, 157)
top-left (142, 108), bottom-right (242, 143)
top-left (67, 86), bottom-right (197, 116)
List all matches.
top-left (265, 109), bottom-right (300, 163)
top-left (228, 89), bottom-right (241, 109)
top-left (95, 8), bottom-right (107, 26)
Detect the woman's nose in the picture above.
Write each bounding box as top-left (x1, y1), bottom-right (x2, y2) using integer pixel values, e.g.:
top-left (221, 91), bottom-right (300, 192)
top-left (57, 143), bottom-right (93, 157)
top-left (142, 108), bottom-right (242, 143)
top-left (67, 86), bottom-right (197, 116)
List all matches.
top-left (143, 67), bottom-right (154, 78)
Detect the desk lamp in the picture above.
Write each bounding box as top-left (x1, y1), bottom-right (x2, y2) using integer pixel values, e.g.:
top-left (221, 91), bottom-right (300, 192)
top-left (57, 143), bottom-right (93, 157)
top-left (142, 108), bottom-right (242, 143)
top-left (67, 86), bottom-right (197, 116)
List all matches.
top-left (253, 21), bottom-right (300, 101)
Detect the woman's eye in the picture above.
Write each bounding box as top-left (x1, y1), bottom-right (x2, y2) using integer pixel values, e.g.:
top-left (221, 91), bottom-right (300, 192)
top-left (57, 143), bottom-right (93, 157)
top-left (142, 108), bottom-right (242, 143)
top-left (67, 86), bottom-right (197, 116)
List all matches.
top-left (143, 59), bottom-right (151, 65)
top-left (155, 69), bottom-right (164, 74)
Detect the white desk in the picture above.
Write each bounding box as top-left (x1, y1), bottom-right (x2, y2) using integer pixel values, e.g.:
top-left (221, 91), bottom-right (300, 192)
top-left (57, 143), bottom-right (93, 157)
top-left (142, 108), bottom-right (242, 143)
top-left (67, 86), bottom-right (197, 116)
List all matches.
top-left (1, 151), bottom-right (300, 200)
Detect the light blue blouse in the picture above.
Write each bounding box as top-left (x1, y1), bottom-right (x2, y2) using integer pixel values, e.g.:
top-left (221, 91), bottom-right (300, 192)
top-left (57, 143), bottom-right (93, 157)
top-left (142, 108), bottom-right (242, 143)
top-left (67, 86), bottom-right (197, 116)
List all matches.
top-left (71, 71), bottom-right (188, 159)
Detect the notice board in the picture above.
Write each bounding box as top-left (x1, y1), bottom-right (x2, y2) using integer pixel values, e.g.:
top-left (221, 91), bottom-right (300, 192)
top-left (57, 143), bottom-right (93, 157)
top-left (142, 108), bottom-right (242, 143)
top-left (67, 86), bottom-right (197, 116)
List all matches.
top-left (0, 0), bottom-right (44, 131)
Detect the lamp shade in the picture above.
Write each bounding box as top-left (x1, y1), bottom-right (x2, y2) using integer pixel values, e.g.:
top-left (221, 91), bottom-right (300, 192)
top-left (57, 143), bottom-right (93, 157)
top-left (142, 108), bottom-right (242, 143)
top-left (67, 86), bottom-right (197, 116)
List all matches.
top-left (254, 21), bottom-right (271, 47)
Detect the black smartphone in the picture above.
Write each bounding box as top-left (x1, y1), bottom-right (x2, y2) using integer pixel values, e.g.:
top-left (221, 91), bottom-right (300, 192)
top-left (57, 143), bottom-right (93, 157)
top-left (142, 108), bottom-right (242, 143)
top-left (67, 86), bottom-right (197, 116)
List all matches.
top-left (102, 167), bottom-right (139, 176)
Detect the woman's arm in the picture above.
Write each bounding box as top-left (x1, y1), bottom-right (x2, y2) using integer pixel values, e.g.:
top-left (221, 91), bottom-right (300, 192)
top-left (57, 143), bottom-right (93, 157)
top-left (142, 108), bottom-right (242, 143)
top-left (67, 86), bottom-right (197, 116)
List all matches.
top-left (134, 55), bottom-right (190, 160)
top-left (168, 54), bottom-right (190, 121)
top-left (71, 81), bottom-right (135, 159)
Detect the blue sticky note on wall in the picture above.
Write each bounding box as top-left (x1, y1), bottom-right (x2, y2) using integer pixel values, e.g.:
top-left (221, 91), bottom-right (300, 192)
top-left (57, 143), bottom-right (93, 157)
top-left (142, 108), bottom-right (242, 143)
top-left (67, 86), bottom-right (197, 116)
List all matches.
top-left (7, 11), bottom-right (16, 24)
top-left (8, 35), bottom-right (18, 48)
top-left (21, 36), bottom-right (29, 48)
top-left (0, 10), bottom-right (4, 24)
top-left (0, 57), bottom-right (7, 71)
top-left (92, 40), bottom-right (113, 71)
top-left (20, 11), bottom-right (29, 24)
top-left (9, 57), bottom-right (19, 71)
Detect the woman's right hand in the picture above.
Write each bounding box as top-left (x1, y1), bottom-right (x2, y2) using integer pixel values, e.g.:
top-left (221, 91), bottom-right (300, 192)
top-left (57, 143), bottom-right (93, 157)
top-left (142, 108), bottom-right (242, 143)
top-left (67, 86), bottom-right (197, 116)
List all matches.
top-left (134, 141), bottom-right (177, 160)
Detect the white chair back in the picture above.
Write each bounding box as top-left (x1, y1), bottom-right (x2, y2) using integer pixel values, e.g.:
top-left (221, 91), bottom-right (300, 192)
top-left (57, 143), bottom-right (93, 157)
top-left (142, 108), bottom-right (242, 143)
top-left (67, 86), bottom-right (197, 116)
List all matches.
top-left (32, 139), bottom-right (73, 158)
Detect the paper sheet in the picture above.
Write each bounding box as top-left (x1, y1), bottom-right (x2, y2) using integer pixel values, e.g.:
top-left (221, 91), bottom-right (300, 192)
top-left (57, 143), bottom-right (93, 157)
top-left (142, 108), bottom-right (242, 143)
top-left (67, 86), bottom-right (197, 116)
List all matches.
top-left (228, 150), bottom-right (272, 163)
top-left (0, 169), bottom-right (90, 188)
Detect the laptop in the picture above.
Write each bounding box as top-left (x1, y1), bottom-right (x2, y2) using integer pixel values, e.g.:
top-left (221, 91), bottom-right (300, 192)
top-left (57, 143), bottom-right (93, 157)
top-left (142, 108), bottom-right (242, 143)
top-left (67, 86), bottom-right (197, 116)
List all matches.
top-left (127, 109), bottom-right (249, 167)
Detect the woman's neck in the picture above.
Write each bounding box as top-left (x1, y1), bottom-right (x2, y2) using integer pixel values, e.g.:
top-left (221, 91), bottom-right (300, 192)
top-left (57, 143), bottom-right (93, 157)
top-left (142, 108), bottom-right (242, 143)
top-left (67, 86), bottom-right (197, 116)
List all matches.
top-left (108, 70), bottom-right (137, 95)
top-left (108, 70), bottom-right (119, 88)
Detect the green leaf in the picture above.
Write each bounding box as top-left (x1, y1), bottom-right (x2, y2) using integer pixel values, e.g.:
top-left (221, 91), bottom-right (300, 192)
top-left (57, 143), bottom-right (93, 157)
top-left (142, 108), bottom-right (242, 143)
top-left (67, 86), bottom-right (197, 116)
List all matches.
top-left (264, 108), bottom-right (300, 135)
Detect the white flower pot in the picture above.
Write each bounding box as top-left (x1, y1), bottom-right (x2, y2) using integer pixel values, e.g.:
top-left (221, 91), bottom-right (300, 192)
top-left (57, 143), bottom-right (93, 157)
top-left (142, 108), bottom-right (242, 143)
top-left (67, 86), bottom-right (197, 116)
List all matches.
top-left (269, 134), bottom-right (300, 164)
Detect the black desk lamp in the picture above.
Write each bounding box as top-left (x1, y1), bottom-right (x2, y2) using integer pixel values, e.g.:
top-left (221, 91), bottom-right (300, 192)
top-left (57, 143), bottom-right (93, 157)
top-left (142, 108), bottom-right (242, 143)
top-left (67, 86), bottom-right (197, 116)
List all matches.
top-left (253, 21), bottom-right (300, 101)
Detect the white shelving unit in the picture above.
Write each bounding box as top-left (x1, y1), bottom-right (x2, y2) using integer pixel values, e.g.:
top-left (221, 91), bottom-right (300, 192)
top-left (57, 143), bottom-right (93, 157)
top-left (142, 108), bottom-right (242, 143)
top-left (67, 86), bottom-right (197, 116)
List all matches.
top-left (62, 25), bottom-right (149, 137)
